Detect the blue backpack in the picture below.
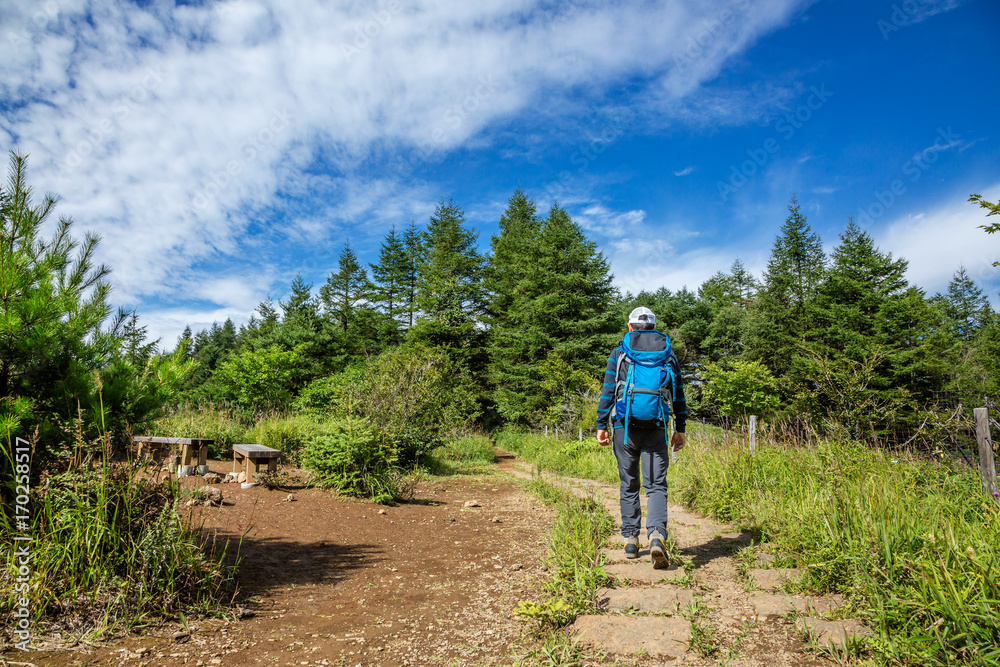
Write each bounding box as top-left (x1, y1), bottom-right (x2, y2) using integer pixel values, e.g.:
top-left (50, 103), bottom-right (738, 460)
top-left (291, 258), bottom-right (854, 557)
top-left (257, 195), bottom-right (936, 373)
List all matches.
top-left (612, 330), bottom-right (677, 446)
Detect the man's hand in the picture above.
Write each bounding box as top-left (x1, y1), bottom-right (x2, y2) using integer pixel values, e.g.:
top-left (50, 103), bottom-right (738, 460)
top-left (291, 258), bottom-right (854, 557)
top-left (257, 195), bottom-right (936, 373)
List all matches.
top-left (597, 429), bottom-right (610, 446)
top-left (671, 431), bottom-right (686, 452)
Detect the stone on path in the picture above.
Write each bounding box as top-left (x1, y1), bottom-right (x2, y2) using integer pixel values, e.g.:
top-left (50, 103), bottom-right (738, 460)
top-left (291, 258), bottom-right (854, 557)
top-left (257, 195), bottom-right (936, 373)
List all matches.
top-left (203, 472), bottom-right (223, 484)
top-left (600, 546), bottom-right (650, 563)
top-left (604, 562), bottom-right (688, 585)
top-left (572, 615), bottom-right (691, 659)
top-left (463, 500), bottom-right (481, 508)
top-left (598, 587), bottom-right (694, 613)
top-left (747, 568), bottom-right (801, 591)
top-left (796, 617), bottom-right (871, 650)
top-left (748, 592), bottom-right (845, 619)
top-left (203, 486), bottom-right (223, 506)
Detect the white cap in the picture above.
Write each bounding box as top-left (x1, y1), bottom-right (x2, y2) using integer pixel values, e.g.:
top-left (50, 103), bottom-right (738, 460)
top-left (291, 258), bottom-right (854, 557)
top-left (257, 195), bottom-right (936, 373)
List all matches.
top-left (628, 306), bottom-right (656, 325)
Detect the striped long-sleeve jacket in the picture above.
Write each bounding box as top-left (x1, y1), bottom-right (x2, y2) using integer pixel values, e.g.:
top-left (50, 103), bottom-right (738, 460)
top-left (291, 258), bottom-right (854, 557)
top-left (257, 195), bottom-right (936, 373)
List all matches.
top-left (595, 335), bottom-right (688, 433)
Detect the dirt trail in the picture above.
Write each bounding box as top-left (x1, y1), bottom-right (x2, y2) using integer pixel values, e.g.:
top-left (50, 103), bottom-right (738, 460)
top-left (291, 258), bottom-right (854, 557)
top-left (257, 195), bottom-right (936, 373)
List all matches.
top-left (508, 460), bottom-right (869, 665)
top-left (8, 454), bottom-right (553, 667)
top-left (5, 449), bottom-right (868, 666)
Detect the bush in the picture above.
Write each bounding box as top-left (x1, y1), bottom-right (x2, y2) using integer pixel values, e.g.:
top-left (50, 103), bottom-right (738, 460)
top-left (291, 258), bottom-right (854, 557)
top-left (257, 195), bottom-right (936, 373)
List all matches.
top-left (296, 346), bottom-right (479, 464)
top-left (212, 345), bottom-right (303, 412)
top-left (299, 417), bottom-right (398, 504)
top-left (701, 359), bottom-right (781, 423)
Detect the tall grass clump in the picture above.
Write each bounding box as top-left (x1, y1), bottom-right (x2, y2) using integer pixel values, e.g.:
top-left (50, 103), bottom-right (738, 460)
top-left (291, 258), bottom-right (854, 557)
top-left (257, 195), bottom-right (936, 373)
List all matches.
top-left (154, 404), bottom-right (253, 460)
top-left (425, 433), bottom-right (497, 475)
top-left (669, 430), bottom-right (1000, 666)
top-left (515, 478), bottom-right (612, 632)
top-left (0, 444), bottom-right (234, 644)
top-left (495, 428), bottom-right (618, 485)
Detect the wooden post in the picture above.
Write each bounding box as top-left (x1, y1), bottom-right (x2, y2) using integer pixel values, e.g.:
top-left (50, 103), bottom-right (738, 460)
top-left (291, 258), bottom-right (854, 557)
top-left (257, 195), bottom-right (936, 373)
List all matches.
top-left (544, 425), bottom-right (548, 437)
top-left (749, 415), bottom-right (757, 455)
top-left (579, 427), bottom-right (583, 441)
top-left (555, 427), bottom-right (559, 439)
top-left (975, 407), bottom-right (998, 502)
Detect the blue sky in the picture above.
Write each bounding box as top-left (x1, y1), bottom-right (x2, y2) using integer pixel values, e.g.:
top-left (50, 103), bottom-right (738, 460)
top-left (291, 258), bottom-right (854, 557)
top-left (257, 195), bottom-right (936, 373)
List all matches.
top-left (1, 0), bottom-right (998, 346)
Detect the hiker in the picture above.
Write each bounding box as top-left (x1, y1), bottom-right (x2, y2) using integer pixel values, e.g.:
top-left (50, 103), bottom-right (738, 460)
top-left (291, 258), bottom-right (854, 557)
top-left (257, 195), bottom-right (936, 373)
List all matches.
top-left (596, 306), bottom-right (687, 569)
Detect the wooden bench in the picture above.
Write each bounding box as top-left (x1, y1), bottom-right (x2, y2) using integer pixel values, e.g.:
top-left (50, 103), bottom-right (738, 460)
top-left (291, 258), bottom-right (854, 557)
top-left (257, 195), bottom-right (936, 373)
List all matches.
top-left (233, 444), bottom-right (282, 479)
top-left (133, 436), bottom-right (215, 476)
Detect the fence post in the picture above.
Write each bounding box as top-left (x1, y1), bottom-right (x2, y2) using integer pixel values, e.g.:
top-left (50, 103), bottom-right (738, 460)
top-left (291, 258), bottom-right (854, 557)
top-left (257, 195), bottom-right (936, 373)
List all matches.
top-left (749, 415), bottom-right (757, 455)
top-left (579, 427), bottom-right (583, 441)
top-left (544, 425), bottom-right (548, 437)
top-left (975, 407), bottom-right (998, 502)
top-left (555, 427), bottom-right (559, 439)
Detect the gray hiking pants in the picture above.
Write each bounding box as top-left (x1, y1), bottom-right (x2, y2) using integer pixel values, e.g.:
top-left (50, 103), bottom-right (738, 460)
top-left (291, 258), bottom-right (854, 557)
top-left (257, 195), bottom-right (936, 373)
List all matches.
top-left (612, 424), bottom-right (669, 539)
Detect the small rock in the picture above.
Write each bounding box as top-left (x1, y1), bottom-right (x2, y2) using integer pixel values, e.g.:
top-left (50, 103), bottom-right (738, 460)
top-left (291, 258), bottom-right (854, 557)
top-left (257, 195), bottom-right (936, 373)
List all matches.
top-left (237, 471), bottom-right (247, 484)
top-left (378, 509), bottom-right (388, 515)
top-left (204, 486), bottom-right (223, 506)
top-left (510, 563), bottom-right (523, 571)
top-left (464, 500), bottom-right (481, 508)
top-left (491, 516), bottom-right (502, 523)
top-left (185, 498), bottom-right (201, 508)
top-left (285, 494), bottom-right (296, 502)
top-left (173, 631), bottom-right (191, 642)
top-left (203, 472), bottom-right (223, 484)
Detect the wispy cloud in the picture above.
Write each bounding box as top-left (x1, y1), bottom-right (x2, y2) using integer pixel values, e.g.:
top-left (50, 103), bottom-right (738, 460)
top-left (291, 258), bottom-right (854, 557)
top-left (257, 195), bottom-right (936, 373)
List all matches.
top-left (674, 166), bottom-right (695, 176)
top-left (0, 0), bottom-right (809, 342)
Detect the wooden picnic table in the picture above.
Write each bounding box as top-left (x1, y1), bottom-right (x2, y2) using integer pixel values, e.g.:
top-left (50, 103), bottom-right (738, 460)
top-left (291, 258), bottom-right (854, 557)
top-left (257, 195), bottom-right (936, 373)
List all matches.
top-left (133, 436), bottom-right (215, 476)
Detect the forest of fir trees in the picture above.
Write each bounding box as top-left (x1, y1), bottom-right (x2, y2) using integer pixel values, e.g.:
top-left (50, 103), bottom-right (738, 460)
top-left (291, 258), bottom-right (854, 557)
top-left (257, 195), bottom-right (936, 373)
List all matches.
top-left (175, 190), bottom-right (1000, 444)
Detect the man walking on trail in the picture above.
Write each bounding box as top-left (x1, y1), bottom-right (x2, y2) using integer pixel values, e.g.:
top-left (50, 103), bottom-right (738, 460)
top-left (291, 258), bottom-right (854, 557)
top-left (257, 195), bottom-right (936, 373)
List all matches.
top-left (596, 307), bottom-right (687, 569)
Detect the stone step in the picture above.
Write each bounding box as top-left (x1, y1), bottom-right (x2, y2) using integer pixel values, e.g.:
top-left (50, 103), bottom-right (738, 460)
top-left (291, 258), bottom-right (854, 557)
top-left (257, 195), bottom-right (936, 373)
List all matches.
top-left (604, 562), bottom-right (688, 585)
top-left (748, 592), bottom-right (845, 619)
top-left (572, 615), bottom-right (691, 659)
top-left (747, 568), bottom-right (802, 591)
top-left (796, 617), bottom-right (871, 650)
top-left (598, 587), bottom-right (694, 613)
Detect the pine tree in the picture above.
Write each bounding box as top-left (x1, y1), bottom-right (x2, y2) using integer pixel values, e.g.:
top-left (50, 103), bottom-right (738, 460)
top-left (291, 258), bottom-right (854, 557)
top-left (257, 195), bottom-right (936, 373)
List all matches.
top-left (747, 196), bottom-right (826, 374)
top-left (415, 199), bottom-right (484, 324)
top-left (320, 242), bottom-right (372, 333)
top-left (402, 221), bottom-right (422, 330)
top-left (369, 225), bottom-right (409, 333)
top-left (485, 197), bottom-right (617, 424)
top-left (940, 266), bottom-right (989, 340)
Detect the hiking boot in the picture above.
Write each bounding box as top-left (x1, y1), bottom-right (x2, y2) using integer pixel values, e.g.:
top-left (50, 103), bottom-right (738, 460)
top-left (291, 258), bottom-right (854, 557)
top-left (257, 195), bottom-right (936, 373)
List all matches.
top-left (649, 531), bottom-right (669, 569)
top-left (624, 534), bottom-right (639, 559)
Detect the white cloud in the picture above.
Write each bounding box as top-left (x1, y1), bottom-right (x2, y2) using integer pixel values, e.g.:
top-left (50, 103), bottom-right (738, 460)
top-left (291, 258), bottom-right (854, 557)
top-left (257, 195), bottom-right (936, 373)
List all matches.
top-left (0, 0), bottom-right (808, 340)
top-left (674, 166), bottom-right (695, 177)
top-left (875, 183), bottom-right (1000, 302)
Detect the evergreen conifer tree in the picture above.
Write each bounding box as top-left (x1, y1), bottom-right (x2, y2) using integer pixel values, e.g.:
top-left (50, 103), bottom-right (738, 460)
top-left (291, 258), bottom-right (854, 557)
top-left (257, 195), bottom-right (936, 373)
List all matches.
top-left (369, 225), bottom-right (410, 335)
top-left (320, 241), bottom-right (373, 333)
top-left (415, 199), bottom-right (484, 323)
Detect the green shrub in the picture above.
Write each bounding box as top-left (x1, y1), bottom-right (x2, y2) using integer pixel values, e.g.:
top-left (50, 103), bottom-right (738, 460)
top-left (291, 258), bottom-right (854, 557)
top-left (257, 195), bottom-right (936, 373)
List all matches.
top-left (299, 417), bottom-right (398, 504)
top-left (297, 346), bottom-right (479, 464)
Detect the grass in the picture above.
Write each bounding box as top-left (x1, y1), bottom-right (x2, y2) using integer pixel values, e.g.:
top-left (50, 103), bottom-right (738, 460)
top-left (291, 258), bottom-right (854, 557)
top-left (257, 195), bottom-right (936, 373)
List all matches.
top-left (514, 477), bottom-right (613, 634)
top-left (502, 421), bottom-right (1000, 665)
top-left (425, 434), bottom-right (497, 475)
top-left (0, 446), bottom-right (235, 643)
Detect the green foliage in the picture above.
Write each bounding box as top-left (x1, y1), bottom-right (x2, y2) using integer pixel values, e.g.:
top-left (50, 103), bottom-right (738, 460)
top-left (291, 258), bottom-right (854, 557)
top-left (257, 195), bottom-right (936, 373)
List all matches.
top-left (417, 198), bottom-right (484, 324)
top-left (969, 193), bottom-right (1000, 267)
top-left (426, 433), bottom-right (497, 474)
top-left (0, 453), bottom-right (233, 639)
top-left (305, 346), bottom-right (479, 464)
top-left (299, 417), bottom-right (397, 503)
top-left (515, 478), bottom-right (612, 632)
top-left (212, 344), bottom-right (302, 412)
top-left (494, 428), bottom-right (619, 486)
top-left (486, 194), bottom-right (617, 425)
top-left (701, 359), bottom-right (781, 422)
